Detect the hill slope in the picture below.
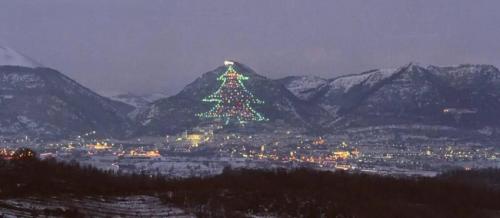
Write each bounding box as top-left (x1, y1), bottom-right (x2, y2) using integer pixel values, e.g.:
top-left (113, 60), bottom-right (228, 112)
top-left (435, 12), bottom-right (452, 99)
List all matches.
top-left (277, 64), bottom-right (500, 143)
top-left (136, 62), bottom-right (329, 135)
top-left (0, 66), bottom-right (134, 139)
top-left (1, 153), bottom-right (500, 218)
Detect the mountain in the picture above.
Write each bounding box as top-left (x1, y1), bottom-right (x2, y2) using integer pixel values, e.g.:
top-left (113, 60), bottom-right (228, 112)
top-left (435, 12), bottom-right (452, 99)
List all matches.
top-left (316, 64), bottom-right (500, 128)
top-left (136, 61), bottom-right (500, 142)
top-left (276, 76), bottom-right (329, 101)
top-left (107, 92), bottom-right (168, 109)
top-left (135, 62), bottom-right (329, 135)
top-left (316, 66), bottom-right (409, 125)
top-left (0, 66), bottom-right (135, 139)
top-left (105, 92), bottom-right (168, 120)
top-left (279, 63), bottom-right (500, 143)
top-left (0, 47), bottom-right (134, 139)
top-left (0, 46), bottom-right (43, 68)
top-left (2, 44), bottom-right (498, 143)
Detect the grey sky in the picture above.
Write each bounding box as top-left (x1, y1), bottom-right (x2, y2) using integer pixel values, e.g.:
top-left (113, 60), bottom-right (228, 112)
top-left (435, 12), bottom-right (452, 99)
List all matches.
top-left (1, 0), bottom-right (499, 95)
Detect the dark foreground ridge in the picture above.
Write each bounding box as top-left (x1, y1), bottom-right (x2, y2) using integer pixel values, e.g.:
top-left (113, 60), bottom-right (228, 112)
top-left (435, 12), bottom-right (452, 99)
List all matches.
top-left (1, 148), bottom-right (500, 218)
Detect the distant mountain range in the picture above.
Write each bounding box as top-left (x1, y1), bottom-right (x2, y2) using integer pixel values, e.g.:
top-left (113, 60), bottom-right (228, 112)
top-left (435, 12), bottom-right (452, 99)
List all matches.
top-left (137, 62), bottom-right (500, 145)
top-left (1, 45), bottom-right (499, 142)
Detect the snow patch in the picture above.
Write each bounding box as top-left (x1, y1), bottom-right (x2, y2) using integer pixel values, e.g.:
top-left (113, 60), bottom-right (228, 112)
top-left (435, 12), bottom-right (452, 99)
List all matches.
top-left (106, 92), bottom-right (168, 108)
top-left (17, 116), bottom-right (39, 129)
top-left (284, 76), bottom-right (328, 101)
top-left (0, 46), bottom-right (42, 68)
top-left (0, 196), bottom-right (193, 217)
top-left (142, 105), bottom-right (160, 125)
top-left (329, 68), bottom-right (399, 93)
top-left (0, 73), bottom-right (45, 89)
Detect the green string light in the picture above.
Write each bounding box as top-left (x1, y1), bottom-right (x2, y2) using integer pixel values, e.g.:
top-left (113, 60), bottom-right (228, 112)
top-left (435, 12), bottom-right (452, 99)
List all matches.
top-left (196, 65), bottom-right (268, 124)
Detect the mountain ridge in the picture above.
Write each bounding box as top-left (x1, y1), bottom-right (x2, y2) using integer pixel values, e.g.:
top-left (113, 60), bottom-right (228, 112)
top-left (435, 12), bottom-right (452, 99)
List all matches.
top-left (135, 61), bottom-right (328, 135)
top-left (0, 66), bottom-right (134, 139)
top-left (0, 46), bottom-right (43, 68)
top-left (1, 46), bottom-right (499, 142)
top-left (134, 62), bottom-right (500, 145)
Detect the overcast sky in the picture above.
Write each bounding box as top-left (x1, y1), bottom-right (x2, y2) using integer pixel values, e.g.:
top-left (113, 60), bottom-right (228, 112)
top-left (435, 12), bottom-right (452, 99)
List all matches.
top-left (1, 0), bottom-right (499, 95)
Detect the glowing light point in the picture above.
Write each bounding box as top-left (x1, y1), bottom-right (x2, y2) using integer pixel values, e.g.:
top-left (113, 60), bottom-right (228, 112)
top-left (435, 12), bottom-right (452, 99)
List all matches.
top-left (196, 61), bottom-right (268, 124)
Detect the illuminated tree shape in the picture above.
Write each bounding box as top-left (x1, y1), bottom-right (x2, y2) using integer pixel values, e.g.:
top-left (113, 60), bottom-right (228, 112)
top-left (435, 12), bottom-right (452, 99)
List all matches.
top-left (197, 64), bottom-right (268, 124)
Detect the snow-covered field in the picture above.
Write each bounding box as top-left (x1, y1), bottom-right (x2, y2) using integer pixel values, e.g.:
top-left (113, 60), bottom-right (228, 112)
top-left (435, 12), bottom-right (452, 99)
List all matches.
top-left (0, 195), bottom-right (194, 217)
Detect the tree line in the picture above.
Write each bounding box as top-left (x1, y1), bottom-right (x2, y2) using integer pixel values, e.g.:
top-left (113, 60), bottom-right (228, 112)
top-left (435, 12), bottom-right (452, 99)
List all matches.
top-left (1, 148), bottom-right (500, 218)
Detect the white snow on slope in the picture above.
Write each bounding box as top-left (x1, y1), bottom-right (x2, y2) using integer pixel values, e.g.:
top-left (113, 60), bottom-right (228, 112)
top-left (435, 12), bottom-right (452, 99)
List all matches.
top-left (0, 46), bottom-right (42, 68)
top-left (284, 76), bottom-right (328, 101)
top-left (106, 92), bottom-right (168, 108)
top-left (329, 68), bottom-right (399, 93)
top-left (428, 64), bottom-right (500, 85)
top-left (0, 196), bottom-right (194, 217)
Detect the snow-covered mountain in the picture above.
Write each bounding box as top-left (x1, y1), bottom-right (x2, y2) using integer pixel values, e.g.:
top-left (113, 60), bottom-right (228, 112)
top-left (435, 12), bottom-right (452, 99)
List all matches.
top-left (276, 76), bottom-right (329, 101)
top-left (0, 46), bottom-right (134, 139)
top-left (135, 61), bottom-right (329, 135)
top-left (0, 66), bottom-right (135, 139)
top-left (316, 66), bottom-right (406, 116)
top-left (1, 45), bottom-right (498, 143)
top-left (315, 63), bottom-right (500, 129)
top-left (134, 61), bottom-right (500, 142)
top-left (328, 67), bottom-right (401, 93)
top-left (0, 46), bottom-right (42, 68)
top-left (271, 63), bottom-right (500, 143)
top-left (107, 92), bottom-right (168, 109)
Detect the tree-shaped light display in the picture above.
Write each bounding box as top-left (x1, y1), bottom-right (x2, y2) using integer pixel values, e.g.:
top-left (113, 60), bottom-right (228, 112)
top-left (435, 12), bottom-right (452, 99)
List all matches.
top-left (196, 62), bottom-right (268, 124)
